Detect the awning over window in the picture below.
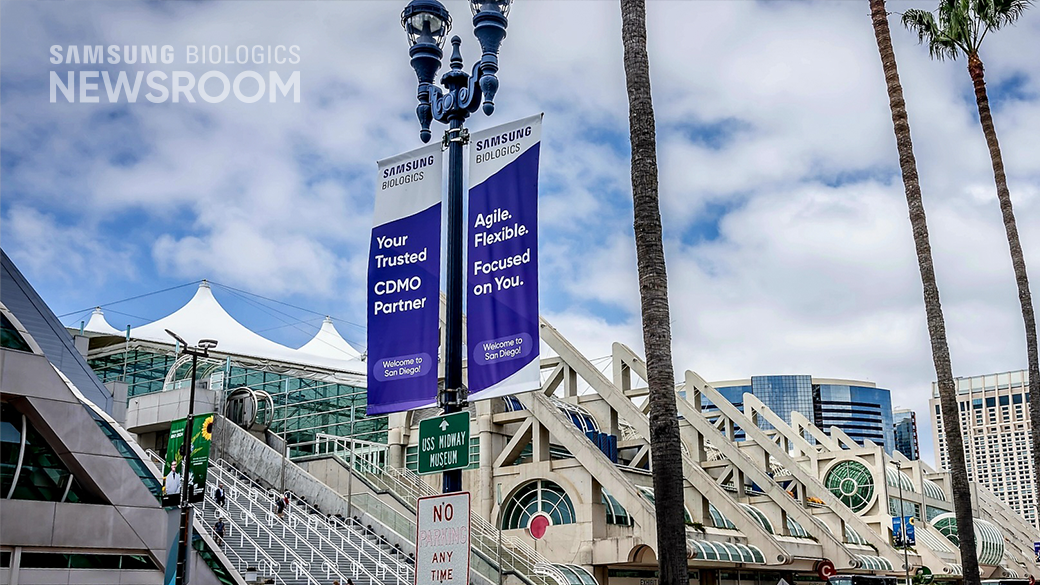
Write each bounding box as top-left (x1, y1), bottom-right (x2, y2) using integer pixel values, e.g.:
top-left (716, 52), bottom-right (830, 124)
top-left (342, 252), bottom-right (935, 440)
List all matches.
top-left (534, 563), bottom-right (599, 585)
top-left (687, 539), bottom-right (765, 564)
top-left (855, 554), bottom-right (894, 571)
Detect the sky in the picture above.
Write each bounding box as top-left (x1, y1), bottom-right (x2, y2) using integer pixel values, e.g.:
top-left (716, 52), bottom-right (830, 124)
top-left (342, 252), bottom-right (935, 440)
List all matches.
top-left (2, 0), bottom-right (1039, 466)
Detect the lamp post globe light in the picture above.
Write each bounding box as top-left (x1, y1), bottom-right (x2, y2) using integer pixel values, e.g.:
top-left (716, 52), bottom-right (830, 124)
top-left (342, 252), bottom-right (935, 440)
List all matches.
top-left (401, 0), bottom-right (511, 495)
top-left (165, 329), bottom-right (218, 585)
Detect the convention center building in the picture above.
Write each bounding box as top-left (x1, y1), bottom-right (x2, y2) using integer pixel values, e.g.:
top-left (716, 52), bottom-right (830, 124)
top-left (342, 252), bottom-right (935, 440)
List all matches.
top-left (3, 252), bottom-right (1038, 585)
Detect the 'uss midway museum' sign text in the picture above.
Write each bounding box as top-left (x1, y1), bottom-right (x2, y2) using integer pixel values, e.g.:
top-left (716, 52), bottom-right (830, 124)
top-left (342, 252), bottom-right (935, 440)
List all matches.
top-left (418, 412), bottom-right (470, 475)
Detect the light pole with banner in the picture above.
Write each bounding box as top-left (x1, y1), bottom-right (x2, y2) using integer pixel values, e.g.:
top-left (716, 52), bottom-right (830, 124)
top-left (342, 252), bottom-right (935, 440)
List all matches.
top-left (892, 460), bottom-right (911, 585)
top-left (166, 329), bottom-right (217, 585)
top-left (400, 0), bottom-right (512, 494)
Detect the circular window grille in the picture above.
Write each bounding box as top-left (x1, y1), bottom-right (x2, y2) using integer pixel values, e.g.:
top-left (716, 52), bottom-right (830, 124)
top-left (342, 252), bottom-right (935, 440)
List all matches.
top-left (501, 480), bottom-right (576, 530)
top-left (825, 460), bottom-right (875, 513)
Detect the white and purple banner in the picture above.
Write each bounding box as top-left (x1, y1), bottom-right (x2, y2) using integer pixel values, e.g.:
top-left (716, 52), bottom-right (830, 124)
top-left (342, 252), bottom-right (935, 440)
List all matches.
top-left (367, 143), bottom-right (442, 415)
top-left (467, 113), bottom-right (542, 401)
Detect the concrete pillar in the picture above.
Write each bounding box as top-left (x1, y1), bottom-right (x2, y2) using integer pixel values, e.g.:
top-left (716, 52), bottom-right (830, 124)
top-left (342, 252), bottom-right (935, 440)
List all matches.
top-left (533, 421), bottom-right (550, 462)
top-left (591, 480), bottom-right (606, 539)
top-left (73, 334), bottom-right (89, 358)
top-left (106, 381), bottom-right (128, 425)
top-left (478, 406), bottom-right (494, 520)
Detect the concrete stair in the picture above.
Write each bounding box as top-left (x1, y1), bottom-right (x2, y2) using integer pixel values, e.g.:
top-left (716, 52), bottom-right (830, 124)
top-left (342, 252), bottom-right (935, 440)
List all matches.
top-left (201, 460), bottom-right (413, 585)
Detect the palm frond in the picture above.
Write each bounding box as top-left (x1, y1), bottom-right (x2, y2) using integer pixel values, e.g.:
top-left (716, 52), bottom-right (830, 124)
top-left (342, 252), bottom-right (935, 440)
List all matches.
top-left (903, 9), bottom-right (964, 60)
top-left (986, 0), bottom-right (1033, 28)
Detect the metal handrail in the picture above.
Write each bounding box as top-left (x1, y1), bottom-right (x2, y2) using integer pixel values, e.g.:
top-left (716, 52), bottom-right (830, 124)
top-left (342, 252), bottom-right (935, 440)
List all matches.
top-left (216, 452), bottom-right (413, 580)
top-left (209, 466), bottom-right (316, 570)
top-left (305, 514), bottom-right (412, 585)
top-left (290, 559), bottom-right (321, 585)
top-left (205, 495), bottom-right (283, 571)
top-left (145, 449), bottom-right (289, 584)
top-left (202, 506), bottom-right (286, 585)
top-left (210, 460), bottom-right (382, 585)
top-left (306, 435), bottom-right (554, 585)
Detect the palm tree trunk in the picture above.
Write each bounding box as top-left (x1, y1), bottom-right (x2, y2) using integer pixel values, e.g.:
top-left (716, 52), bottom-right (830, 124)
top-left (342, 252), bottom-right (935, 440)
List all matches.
top-left (869, 3), bottom-right (982, 582)
top-left (968, 53), bottom-right (1040, 531)
top-left (618, 1), bottom-right (688, 583)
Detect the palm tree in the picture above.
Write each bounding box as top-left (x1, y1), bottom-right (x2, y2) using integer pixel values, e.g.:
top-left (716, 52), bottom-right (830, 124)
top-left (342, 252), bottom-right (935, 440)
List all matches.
top-left (904, 0), bottom-right (1040, 547)
top-left (869, 2), bottom-right (981, 582)
top-left (618, 1), bottom-right (689, 583)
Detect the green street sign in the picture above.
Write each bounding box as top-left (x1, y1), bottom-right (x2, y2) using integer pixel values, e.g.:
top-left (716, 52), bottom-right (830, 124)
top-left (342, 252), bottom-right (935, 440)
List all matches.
top-left (418, 411), bottom-right (470, 475)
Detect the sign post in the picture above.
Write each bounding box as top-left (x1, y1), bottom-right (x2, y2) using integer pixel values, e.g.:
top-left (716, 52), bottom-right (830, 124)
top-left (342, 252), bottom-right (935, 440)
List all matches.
top-left (416, 492), bottom-right (471, 585)
top-left (418, 412), bottom-right (470, 475)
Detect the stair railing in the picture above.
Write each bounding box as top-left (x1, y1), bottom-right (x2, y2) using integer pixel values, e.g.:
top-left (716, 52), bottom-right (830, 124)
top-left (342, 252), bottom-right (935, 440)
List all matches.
top-left (210, 459), bottom-right (379, 585)
top-left (209, 466), bottom-right (318, 574)
top-left (304, 514), bottom-right (412, 585)
top-left (314, 442), bottom-right (555, 585)
top-left (202, 492), bottom-right (285, 584)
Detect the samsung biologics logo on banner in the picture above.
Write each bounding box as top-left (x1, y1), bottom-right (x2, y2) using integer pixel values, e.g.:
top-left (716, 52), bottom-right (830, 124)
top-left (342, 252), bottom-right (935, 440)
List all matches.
top-left (474, 125), bottom-right (532, 163)
top-left (48, 44), bottom-right (301, 104)
top-left (381, 155), bottom-right (436, 190)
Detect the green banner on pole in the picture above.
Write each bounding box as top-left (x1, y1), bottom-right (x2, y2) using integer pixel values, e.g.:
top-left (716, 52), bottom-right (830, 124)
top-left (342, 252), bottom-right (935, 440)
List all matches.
top-left (161, 413), bottom-right (215, 507)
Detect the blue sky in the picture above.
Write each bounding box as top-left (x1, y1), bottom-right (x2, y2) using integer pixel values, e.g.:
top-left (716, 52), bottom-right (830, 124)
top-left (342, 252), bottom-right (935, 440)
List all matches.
top-left (3, 0), bottom-right (1040, 465)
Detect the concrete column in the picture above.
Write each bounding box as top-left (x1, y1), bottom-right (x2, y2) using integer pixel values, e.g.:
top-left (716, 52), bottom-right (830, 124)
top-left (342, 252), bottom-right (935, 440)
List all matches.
top-left (590, 480), bottom-right (606, 539)
top-left (533, 421), bottom-right (550, 462)
top-left (478, 405), bottom-right (494, 520)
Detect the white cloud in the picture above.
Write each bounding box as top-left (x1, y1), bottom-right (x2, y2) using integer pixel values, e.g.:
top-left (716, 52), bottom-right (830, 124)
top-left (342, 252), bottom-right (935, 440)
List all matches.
top-left (2, 205), bottom-right (135, 283)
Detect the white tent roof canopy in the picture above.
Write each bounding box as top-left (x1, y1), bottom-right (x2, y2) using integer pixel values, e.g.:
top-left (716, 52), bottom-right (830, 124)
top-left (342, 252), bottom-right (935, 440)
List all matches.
top-left (298, 316), bottom-right (362, 359)
top-left (128, 281), bottom-right (364, 374)
top-left (83, 307), bottom-right (122, 335)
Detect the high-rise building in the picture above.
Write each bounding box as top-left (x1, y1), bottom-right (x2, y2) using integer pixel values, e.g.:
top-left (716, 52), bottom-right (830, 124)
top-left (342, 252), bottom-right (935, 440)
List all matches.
top-left (706, 375), bottom-right (896, 453)
top-left (931, 369), bottom-right (1036, 528)
top-left (893, 408), bottom-right (920, 460)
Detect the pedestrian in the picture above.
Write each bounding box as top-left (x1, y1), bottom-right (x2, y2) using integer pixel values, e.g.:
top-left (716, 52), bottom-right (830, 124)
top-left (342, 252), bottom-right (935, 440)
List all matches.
top-left (275, 494), bottom-right (285, 519)
top-left (214, 483), bottom-right (226, 508)
top-left (347, 579), bottom-right (354, 585)
top-left (214, 517), bottom-right (225, 547)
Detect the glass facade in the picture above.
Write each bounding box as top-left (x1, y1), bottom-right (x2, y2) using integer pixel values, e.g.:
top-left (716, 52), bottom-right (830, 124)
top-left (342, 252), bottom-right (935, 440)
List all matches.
top-left (0, 404), bottom-right (99, 503)
top-left (87, 347), bottom-right (389, 449)
top-left (892, 409), bottom-right (919, 459)
top-left (89, 349), bottom-right (177, 399)
top-left (815, 384), bottom-right (894, 453)
top-left (1, 313), bottom-right (32, 352)
top-left (754, 375), bottom-right (814, 431)
top-left (708, 375), bottom-right (896, 454)
top-left (710, 376), bottom-right (814, 438)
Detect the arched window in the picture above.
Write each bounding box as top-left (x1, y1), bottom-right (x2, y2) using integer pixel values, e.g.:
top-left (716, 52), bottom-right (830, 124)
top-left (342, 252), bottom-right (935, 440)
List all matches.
top-left (502, 480), bottom-right (576, 529)
top-left (824, 460), bottom-right (875, 513)
top-left (932, 513), bottom-right (1004, 566)
top-left (601, 488), bottom-right (632, 526)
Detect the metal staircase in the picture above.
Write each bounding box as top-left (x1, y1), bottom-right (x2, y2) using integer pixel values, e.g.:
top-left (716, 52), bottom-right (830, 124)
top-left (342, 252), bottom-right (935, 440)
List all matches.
top-left (311, 434), bottom-right (564, 585)
top-left (201, 458), bottom-right (414, 585)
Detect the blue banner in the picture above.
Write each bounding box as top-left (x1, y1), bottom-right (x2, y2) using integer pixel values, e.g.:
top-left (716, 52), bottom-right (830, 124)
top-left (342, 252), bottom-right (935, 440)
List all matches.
top-left (367, 143), bottom-right (442, 414)
top-left (892, 515), bottom-right (915, 546)
top-left (467, 114), bottom-right (542, 401)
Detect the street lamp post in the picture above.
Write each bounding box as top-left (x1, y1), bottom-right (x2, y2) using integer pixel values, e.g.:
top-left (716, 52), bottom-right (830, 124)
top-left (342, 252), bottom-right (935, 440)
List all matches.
top-left (892, 460), bottom-right (911, 585)
top-left (401, 0), bottom-right (512, 494)
top-left (166, 329), bottom-right (218, 585)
